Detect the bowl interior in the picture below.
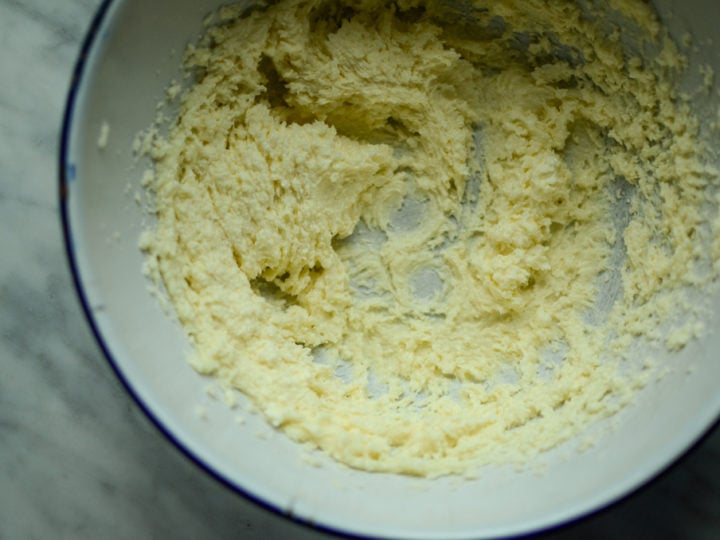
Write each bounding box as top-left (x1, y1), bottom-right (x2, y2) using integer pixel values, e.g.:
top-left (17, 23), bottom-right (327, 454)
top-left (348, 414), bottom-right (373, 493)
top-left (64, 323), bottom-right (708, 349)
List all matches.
top-left (62, 1), bottom-right (720, 538)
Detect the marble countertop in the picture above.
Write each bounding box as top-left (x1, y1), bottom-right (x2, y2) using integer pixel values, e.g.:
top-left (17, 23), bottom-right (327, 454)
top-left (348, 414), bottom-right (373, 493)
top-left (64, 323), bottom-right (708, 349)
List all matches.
top-left (1, 0), bottom-right (718, 538)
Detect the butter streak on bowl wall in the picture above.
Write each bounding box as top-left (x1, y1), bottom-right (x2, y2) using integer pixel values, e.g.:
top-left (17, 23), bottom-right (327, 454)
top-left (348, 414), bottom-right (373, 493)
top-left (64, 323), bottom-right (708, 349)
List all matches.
top-left (61, 0), bottom-right (720, 538)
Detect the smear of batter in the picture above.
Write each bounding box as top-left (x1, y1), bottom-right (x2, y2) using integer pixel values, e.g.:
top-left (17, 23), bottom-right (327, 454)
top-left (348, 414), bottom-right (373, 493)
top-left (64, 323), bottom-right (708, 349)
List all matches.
top-left (140, 0), bottom-right (718, 476)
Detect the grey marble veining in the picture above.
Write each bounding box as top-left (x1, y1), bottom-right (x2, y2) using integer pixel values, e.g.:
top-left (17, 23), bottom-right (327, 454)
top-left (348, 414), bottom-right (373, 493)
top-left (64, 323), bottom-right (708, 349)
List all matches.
top-left (0, 0), bottom-right (718, 539)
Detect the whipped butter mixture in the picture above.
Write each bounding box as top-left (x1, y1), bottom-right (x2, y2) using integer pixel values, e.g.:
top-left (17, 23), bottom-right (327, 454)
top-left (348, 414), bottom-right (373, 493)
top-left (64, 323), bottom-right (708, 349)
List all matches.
top-left (141, 0), bottom-right (718, 476)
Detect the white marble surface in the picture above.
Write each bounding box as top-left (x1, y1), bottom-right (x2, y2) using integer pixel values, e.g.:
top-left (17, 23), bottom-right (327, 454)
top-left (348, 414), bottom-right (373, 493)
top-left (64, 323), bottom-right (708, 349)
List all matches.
top-left (0, 0), bottom-right (719, 538)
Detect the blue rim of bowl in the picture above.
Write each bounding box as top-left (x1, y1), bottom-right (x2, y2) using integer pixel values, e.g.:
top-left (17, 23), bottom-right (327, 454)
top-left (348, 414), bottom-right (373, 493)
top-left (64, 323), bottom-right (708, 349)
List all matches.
top-left (58, 2), bottom-right (719, 539)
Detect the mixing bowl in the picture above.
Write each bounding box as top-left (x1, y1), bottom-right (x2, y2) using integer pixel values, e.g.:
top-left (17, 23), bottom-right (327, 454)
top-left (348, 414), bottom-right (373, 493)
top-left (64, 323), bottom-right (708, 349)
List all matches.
top-left (60, 1), bottom-right (720, 538)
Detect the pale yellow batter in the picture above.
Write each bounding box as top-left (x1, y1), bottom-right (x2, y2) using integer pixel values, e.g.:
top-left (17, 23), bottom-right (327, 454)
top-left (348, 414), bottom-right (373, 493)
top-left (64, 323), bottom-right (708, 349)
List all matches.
top-left (141, 0), bottom-right (718, 476)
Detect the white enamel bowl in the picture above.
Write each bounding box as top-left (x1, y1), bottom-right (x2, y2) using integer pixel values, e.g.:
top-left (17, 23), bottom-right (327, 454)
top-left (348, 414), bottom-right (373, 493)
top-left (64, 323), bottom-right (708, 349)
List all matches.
top-left (61, 1), bottom-right (720, 538)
